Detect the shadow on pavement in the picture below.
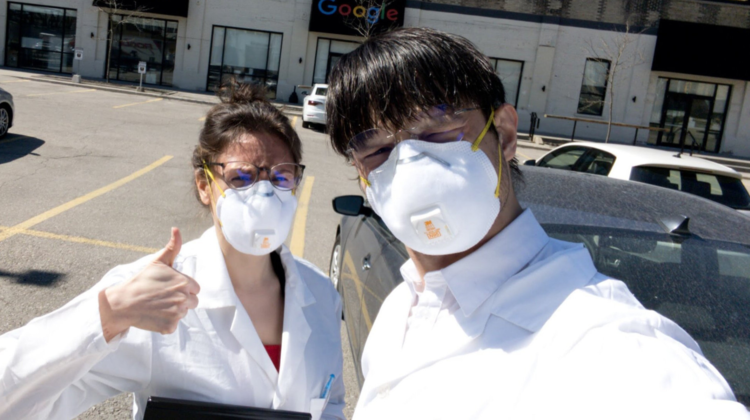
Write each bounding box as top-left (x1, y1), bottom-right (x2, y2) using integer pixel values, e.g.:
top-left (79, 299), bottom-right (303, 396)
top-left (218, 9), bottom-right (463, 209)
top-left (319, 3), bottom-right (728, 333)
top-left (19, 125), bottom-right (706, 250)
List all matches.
top-left (0, 269), bottom-right (65, 286)
top-left (0, 134), bottom-right (44, 165)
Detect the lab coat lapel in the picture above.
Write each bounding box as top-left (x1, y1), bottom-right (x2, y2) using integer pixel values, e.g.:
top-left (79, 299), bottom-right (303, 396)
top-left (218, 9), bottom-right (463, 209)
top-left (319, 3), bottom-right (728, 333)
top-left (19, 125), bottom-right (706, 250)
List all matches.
top-left (274, 246), bottom-right (315, 408)
top-left (194, 228), bottom-right (280, 385)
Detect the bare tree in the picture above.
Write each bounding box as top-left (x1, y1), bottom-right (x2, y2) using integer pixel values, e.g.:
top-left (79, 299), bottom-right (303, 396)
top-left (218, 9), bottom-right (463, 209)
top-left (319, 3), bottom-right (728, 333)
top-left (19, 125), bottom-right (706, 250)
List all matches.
top-left (579, 21), bottom-right (647, 143)
top-left (95, 0), bottom-right (149, 83)
top-left (344, 0), bottom-right (399, 39)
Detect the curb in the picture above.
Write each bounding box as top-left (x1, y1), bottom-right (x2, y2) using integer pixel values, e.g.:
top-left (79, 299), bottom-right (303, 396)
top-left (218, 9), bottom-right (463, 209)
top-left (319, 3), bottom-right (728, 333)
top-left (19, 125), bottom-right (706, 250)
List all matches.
top-left (12, 75), bottom-right (304, 117)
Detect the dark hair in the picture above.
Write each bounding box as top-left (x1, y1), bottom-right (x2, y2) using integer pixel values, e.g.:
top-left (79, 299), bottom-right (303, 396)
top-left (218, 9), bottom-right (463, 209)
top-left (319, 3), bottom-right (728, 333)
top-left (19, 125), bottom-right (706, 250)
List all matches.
top-left (326, 27), bottom-right (520, 175)
top-left (192, 81), bottom-right (302, 205)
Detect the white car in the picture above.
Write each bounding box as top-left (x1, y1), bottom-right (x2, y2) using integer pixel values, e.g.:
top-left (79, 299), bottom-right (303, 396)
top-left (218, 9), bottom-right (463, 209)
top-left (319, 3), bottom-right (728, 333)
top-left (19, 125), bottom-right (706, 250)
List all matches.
top-left (529, 142), bottom-right (750, 215)
top-left (0, 86), bottom-right (15, 138)
top-left (302, 84), bottom-right (328, 129)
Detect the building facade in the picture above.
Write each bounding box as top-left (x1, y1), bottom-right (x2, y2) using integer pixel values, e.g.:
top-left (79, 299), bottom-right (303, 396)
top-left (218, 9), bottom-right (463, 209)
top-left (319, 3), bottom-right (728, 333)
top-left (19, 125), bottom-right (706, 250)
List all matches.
top-left (0, 0), bottom-right (749, 156)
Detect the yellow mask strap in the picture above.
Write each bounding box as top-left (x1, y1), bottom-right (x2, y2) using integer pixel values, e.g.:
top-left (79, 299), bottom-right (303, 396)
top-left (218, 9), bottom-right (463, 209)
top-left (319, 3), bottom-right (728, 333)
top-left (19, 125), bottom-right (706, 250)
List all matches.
top-left (471, 108), bottom-right (495, 152)
top-left (360, 176), bottom-right (371, 188)
top-left (495, 143), bottom-right (502, 198)
top-left (202, 162), bottom-right (225, 227)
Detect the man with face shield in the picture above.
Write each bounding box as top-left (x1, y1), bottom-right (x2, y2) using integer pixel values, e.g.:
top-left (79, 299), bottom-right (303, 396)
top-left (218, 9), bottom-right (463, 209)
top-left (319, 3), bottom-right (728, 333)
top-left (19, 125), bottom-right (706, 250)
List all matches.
top-left (326, 28), bottom-right (748, 419)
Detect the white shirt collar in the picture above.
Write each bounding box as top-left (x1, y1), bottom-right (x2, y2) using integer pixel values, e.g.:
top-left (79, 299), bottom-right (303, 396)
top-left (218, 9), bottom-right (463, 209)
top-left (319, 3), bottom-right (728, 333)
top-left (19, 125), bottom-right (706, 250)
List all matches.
top-left (401, 209), bottom-right (550, 318)
top-left (193, 227), bottom-right (315, 310)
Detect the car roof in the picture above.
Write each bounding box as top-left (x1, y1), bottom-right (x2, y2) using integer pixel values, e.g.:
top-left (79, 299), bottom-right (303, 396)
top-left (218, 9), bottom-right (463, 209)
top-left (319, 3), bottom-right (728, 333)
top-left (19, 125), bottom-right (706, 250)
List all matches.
top-left (312, 84), bottom-right (328, 89)
top-left (553, 142), bottom-right (740, 178)
top-left (517, 166), bottom-right (750, 244)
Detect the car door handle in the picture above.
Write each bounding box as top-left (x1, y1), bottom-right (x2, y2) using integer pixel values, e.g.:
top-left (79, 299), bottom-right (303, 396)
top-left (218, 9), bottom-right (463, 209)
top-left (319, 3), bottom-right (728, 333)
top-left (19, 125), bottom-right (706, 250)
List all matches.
top-left (362, 255), bottom-right (371, 271)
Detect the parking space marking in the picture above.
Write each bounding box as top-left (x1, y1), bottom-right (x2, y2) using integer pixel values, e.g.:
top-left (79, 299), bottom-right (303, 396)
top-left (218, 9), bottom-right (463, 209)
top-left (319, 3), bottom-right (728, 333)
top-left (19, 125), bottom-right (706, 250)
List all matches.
top-left (342, 251), bottom-right (374, 330)
top-left (26, 88), bottom-right (96, 97)
top-left (0, 226), bottom-right (159, 253)
top-left (113, 98), bottom-right (163, 109)
top-left (198, 116), bottom-right (206, 121)
top-left (291, 116), bottom-right (297, 127)
top-left (289, 176), bottom-right (315, 257)
top-left (0, 155), bottom-right (173, 243)
top-left (516, 150), bottom-right (532, 160)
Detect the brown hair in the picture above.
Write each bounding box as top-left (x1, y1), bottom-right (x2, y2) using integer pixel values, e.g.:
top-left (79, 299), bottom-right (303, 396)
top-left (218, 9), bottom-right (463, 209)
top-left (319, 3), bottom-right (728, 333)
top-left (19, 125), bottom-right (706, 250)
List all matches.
top-left (192, 81), bottom-right (302, 205)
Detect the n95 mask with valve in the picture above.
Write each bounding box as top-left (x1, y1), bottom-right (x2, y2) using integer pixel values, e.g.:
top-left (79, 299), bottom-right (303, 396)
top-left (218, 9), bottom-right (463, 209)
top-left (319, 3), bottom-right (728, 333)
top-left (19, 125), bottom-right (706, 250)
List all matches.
top-left (365, 139), bottom-right (500, 256)
top-left (215, 180), bottom-right (297, 255)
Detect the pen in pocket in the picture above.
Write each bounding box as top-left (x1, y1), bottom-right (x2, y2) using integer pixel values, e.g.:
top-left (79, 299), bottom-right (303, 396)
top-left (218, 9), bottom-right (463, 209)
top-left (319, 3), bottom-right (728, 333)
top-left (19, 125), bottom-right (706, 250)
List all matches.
top-left (320, 374), bottom-right (335, 398)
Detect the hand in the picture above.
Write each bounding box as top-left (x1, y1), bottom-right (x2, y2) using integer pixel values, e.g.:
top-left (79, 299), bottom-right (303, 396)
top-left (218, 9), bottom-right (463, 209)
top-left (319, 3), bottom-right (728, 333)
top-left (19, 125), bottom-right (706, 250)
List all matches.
top-left (99, 227), bottom-right (201, 342)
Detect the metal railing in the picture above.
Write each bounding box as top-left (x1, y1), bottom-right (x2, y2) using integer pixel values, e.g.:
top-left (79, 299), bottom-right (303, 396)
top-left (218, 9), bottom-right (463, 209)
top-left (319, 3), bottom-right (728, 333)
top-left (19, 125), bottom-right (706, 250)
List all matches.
top-left (544, 114), bottom-right (668, 144)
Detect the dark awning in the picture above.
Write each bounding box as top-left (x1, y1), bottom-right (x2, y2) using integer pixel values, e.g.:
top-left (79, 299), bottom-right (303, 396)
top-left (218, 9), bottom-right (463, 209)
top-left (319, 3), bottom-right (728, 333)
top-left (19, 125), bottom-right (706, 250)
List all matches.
top-left (652, 19), bottom-right (750, 81)
top-left (92, 0), bottom-right (189, 18)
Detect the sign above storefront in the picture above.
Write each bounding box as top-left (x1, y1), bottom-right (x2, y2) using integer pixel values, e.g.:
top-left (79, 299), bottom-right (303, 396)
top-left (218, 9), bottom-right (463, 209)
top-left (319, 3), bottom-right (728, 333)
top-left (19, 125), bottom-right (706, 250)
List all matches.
top-left (653, 19), bottom-right (750, 81)
top-left (92, 0), bottom-right (189, 17)
top-left (309, 0), bottom-right (406, 37)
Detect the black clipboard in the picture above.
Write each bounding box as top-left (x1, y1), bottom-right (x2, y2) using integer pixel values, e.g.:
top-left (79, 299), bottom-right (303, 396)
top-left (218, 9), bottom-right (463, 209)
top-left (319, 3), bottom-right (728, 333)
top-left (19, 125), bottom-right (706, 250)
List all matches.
top-left (143, 396), bottom-right (312, 420)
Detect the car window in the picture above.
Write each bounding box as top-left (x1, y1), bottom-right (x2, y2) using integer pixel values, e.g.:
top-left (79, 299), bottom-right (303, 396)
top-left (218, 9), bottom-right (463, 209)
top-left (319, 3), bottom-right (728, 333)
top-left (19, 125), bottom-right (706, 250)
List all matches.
top-left (580, 150), bottom-right (616, 176)
top-left (630, 166), bottom-right (750, 210)
top-left (314, 87), bottom-right (328, 96)
top-left (545, 225), bottom-right (750, 405)
top-left (537, 147), bottom-right (589, 170)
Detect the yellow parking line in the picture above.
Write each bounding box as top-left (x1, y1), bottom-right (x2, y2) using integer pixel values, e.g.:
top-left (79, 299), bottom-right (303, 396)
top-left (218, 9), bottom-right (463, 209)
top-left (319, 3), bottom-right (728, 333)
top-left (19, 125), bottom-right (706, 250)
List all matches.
top-left (291, 116), bottom-right (298, 127)
top-left (0, 155), bottom-right (173, 243)
top-left (198, 116), bottom-right (206, 121)
top-left (0, 226), bottom-right (158, 253)
top-left (289, 176), bottom-right (315, 257)
top-left (516, 150), bottom-right (532, 160)
top-left (27, 88), bottom-right (96, 97)
top-left (342, 251), bottom-right (375, 330)
top-left (113, 98), bottom-right (163, 109)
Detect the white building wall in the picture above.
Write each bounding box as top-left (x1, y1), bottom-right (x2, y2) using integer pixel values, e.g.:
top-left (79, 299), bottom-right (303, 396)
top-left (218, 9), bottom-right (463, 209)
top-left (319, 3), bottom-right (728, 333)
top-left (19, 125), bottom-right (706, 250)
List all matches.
top-left (0, 1), bottom-right (747, 156)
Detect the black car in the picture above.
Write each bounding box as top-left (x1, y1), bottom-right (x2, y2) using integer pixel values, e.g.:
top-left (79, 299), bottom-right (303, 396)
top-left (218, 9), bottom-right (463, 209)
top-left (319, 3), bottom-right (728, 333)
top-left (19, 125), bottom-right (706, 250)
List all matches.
top-left (329, 166), bottom-right (750, 406)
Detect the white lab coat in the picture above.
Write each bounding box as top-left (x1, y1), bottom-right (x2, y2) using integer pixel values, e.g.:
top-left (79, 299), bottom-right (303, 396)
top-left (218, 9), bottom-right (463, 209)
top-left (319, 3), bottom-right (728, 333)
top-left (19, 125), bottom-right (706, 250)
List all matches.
top-left (0, 227), bottom-right (345, 420)
top-left (354, 210), bottom-right (749, 420)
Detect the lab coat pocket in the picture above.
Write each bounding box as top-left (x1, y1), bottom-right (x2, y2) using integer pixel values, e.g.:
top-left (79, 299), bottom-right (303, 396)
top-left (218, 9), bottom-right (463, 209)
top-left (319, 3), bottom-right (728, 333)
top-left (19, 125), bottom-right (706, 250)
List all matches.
top-left (309, 397), bottom-right (328, 420)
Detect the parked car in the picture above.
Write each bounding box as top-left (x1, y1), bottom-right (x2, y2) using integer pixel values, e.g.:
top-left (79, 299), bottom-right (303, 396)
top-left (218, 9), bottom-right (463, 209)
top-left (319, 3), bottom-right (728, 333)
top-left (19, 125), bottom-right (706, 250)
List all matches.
top-left (0, 87), bottom-right (15, 138)
top-left (526, 142), bottom-right (750, 215)
top-left (330, 166), bottom-right (750, 407)
top-left (302, 84), bottom-right (328, 129)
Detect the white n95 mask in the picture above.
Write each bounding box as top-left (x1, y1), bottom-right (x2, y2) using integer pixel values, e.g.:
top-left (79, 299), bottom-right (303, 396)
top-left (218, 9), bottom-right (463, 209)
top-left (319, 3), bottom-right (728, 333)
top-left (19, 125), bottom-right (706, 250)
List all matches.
top-left (214, 180), bottom-right (297, 255)
top-left (364, 115), bottom-right (502, 256)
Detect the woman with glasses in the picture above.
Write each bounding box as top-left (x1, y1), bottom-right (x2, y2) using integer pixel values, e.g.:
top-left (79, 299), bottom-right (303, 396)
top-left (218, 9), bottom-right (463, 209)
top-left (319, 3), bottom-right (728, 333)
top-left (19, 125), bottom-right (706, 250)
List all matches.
top-left (0, 83), bottom-right (345, 420)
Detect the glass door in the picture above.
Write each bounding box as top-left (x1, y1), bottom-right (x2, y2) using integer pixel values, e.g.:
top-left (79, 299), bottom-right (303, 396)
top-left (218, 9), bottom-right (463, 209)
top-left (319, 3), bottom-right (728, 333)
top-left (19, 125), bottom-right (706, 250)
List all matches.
top-left (325, 52), bottom-right (343, 83)
top-left (658, 93), bottom-right (713, 152)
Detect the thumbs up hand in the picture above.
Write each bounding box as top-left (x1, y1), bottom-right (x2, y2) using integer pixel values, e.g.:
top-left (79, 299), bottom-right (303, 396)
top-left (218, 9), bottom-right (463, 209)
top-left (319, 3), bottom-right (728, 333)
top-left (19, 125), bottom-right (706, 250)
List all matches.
top-left (99, 228), bottom-right (201, 342)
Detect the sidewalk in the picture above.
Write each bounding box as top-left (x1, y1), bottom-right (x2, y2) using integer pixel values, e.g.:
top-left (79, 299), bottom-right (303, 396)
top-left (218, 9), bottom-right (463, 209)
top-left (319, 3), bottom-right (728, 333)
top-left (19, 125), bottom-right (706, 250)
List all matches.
top-left (0, 67), bottom-right (303, 116)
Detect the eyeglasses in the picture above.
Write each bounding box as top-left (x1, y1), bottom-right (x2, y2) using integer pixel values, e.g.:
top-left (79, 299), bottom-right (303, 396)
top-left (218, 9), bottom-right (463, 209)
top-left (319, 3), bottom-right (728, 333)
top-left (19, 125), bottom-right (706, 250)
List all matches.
top-left (346, 105), bottom-right (484, 175)
top-left (204, 161), bottom-right (305, 191)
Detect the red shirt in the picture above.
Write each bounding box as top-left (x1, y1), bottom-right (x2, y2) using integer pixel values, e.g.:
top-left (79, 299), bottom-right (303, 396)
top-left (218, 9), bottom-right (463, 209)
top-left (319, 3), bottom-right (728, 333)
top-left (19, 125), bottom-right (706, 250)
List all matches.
top-left (264, 345), bottom-right (281, 371)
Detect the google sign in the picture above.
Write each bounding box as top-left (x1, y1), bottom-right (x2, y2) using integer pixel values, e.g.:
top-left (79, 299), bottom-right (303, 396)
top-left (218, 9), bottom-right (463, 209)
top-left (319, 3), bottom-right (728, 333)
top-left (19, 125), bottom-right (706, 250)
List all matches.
top-left (309, 0), bottom-right (405, 36)
top-left (318, 0), bottom-right (399, 24)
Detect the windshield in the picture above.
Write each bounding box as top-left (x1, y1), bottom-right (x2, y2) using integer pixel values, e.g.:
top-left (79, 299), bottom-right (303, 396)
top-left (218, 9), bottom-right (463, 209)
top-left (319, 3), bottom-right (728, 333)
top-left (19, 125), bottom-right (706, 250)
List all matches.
top-left (630, 166), bottom-right (750, 210)
top-left (546, 225), bottom-right (750, 406)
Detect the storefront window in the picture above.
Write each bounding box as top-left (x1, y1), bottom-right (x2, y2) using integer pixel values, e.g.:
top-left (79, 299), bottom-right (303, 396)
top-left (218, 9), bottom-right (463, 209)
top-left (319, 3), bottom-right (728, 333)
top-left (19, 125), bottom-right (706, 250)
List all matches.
top-left (489, 58), bottom-right (523, 107)
top-left (107, 15), bottom-right (177, 87)
top-left (5, 2), bottom-right (77, 74)
top-left (651, 77), bottom-right (731, 153)
top-left (577, 58), bottom-right (611, 116)
top-left (207, 26), bottom-right (283, 99)
top-left (313, 38), bottom-right (359, 85)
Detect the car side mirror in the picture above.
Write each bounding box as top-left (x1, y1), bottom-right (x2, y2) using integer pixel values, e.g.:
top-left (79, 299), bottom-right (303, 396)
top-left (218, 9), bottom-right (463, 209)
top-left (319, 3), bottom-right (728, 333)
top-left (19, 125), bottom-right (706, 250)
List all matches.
top-left (523, 159), bottom-right (536, 166)
top-left (332, 195), bottom-right (373, 217)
